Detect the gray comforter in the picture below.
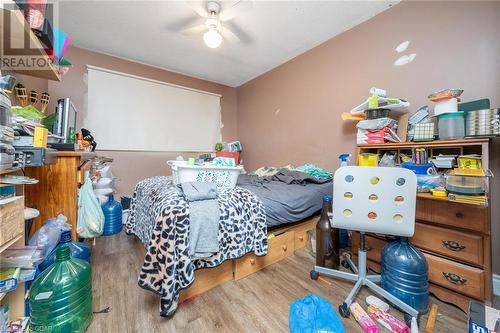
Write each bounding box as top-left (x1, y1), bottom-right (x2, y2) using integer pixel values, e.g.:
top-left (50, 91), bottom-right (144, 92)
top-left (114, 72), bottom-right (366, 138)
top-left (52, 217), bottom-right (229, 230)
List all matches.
top-left (237, 173), bottom-right (333, 227)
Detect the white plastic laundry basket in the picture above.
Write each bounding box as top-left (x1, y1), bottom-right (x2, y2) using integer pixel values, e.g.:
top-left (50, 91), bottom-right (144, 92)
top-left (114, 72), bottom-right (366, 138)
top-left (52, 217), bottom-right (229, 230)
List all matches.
top-left (167, 161), bottom-right (243, 190)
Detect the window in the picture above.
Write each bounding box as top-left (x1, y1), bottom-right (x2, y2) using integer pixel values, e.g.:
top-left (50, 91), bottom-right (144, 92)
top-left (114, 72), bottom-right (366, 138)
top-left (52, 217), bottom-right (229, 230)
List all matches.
top-left (85, 66), bottom-right (221, 152)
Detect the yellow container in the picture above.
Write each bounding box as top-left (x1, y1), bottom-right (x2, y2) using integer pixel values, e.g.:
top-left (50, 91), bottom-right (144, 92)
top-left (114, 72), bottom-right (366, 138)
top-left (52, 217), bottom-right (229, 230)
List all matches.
top-left (457, 155), bottom-right (482, 170)
top-left (358, 153), bottom-right (378, 167)
top-left (33, 127), bottom-right (48, 148)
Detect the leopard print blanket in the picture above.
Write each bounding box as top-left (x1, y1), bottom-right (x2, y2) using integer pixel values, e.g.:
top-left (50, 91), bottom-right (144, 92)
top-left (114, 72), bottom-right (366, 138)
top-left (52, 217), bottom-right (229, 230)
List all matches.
top-left (125, 176), bottom-right (268, 317)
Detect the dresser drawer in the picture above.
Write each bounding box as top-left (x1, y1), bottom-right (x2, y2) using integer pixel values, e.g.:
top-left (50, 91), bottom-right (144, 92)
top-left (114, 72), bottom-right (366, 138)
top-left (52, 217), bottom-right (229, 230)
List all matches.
top-left (425, 253), bottom-right (484, 299)
top-left (412, 223), bottom-right (483, 266)
top-left (352, 233), bottom-right (485, 300)
top-left (416, 198), bottom-right (488, 234)
top-left (293, 219), bottom-right (316, 250)
top-left (234, 230), bottom-right (294, 280)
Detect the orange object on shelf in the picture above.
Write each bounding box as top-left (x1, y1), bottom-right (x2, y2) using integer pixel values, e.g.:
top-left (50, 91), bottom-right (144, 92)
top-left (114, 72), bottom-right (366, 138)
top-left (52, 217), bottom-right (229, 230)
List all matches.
top-left (430, 95), bottom-right (461, 103)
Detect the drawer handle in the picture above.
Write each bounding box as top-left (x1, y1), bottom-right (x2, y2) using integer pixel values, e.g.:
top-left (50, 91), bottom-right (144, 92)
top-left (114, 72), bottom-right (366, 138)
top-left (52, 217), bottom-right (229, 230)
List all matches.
top-left (299, 236), bottom-right (304, 241)
top-left (250, 259), bottom-right (255, 265)
top-left (365, 246), bottom-right (373, 251)
top-left (442, 240), bottom-right (466, 251)
top-left (282, 245), bottom-right (288, 252)
top-left (455, 212), bottom-right (464, 218)
top-left (442, 272), bottom-right (467, 285)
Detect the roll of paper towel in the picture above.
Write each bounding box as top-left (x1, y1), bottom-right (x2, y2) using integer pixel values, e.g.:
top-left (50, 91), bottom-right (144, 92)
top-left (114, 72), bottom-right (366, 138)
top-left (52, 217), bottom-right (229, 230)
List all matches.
top-left (434, 98), bottom-right (458, 116)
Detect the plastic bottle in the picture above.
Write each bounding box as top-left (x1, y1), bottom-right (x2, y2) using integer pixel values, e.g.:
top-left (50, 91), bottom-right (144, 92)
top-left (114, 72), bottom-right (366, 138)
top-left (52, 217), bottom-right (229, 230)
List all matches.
top-left (381, 237), bottom-right (429, 314)
top-left (38, 230), bottom-right (91, 272)
top-left (29, 246), bottom-right (92, 333)
top-left (338, 154), bottom-right (352, 167)
top-left (102, 195), bottom-right (123, 236)
top-left (315, 195), bottom-right (340, 269)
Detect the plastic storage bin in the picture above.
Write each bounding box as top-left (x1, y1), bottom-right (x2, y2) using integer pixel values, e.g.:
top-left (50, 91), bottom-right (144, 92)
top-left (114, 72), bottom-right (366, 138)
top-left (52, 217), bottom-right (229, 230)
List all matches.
top-left (381, 237), bottom-right (429, 314)
top-left (38, 230), bottom-right (91, 271)
top-left (438, 112), bottom-right (465, 140)
top-left (29, 246), bottom-right (92, 333)
top-left (401, 162), bottom-right (434, 175)
top-left (358, 153), bottom-right (378, 167)
top-left (167, 160), bottom-right (243, 190)
top-left (445, 174), bottom-right (489, 195)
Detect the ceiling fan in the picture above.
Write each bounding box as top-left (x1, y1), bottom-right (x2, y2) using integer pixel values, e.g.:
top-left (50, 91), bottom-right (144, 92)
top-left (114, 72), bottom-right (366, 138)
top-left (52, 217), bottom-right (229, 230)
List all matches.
top-left (177, 0), bottom-right (252, 49)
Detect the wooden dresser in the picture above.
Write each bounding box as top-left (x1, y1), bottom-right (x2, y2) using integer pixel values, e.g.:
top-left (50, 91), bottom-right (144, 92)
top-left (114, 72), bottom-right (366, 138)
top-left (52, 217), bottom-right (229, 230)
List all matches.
top-left (24, 151), bottom-right (95, 240)
top-left (353, 139), bottom-right (492, 313)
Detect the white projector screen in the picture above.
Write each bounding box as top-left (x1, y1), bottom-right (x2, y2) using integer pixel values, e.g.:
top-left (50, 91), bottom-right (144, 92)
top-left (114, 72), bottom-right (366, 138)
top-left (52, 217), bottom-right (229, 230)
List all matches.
top-left (85, 66), bottom-right (221, 152)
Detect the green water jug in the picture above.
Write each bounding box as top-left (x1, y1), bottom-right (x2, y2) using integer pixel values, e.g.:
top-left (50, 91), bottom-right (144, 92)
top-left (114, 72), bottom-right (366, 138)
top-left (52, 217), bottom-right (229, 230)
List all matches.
top-left (29, 246), bottom-right (92, 333)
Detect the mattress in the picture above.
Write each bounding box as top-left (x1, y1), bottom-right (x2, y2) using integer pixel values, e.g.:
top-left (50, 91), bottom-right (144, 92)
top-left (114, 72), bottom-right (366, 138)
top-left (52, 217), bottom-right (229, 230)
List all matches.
top-left (237, 174), bottom-right (333, 227)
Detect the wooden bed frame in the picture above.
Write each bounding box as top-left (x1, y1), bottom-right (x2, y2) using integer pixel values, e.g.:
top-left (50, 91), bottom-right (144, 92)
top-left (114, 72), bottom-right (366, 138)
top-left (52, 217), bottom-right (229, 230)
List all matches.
top-left (179, 215), bottom-right (318, 301)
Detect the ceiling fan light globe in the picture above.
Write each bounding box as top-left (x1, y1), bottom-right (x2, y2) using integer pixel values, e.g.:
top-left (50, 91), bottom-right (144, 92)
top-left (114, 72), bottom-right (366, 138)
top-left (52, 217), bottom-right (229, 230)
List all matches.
top-left (203, 29), bottom-right (222, 48)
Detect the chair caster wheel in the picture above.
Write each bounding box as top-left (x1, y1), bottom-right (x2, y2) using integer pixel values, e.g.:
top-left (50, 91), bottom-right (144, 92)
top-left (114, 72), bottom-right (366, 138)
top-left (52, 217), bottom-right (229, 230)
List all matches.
top-left (310, 270), bottom-right (319, 280)
top-left (341, 260), bottom-right (350, 269)
top-left (339, 302), bottom-right (350, 318)
top-left (404, 314), bottom-right (420, 327)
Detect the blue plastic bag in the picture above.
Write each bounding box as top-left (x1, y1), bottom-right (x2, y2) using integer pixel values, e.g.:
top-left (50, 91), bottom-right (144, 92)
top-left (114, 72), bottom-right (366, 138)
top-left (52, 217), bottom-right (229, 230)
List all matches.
top-left (289, 294), bottom-right (347, 333)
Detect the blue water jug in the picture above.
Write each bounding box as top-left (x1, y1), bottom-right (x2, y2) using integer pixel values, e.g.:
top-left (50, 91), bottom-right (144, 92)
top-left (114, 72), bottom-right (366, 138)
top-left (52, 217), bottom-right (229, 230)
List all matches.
top-left (38, 230), bottom-right (91, 272)
top-left (381, 237), bottom-right (429, 314)
top-left (102, 195), bottom-right (123, 236)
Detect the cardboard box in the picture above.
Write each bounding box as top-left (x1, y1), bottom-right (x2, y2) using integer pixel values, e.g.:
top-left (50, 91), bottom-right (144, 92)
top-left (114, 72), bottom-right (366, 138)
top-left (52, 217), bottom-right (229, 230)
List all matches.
top-left (33, 127), bottom-right (48, 148)
top-left (469, 301), bottom-right (500, 333)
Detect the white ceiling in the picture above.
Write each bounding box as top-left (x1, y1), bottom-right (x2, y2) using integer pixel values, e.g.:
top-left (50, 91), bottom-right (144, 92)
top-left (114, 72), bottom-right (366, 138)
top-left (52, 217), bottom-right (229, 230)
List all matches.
top-left (58, 1), bottom-right (397, 87)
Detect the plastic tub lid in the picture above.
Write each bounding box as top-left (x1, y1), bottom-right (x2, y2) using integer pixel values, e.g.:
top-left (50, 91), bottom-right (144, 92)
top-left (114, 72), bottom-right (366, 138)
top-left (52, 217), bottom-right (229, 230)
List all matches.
top-left (438, 112), bottom-right (465, 119)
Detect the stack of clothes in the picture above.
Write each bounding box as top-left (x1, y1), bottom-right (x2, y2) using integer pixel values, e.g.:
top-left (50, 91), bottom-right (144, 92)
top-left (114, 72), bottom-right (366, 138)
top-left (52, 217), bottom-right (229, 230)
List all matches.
top-left (250, 163), bottom-right (332, 182)
top-left (241, 164), bottom-right (333, 227)
top-left (350, 87), bottom-right (409, 144)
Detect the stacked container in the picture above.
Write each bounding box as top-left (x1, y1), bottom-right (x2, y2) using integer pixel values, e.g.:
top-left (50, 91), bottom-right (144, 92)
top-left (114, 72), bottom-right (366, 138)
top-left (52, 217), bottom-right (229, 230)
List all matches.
top-left (437, 113), bottom-right (465, 140)
top-left (465, 109), bottom-right (500, 137)
top-left (29, 246), bottom-right (92, 333)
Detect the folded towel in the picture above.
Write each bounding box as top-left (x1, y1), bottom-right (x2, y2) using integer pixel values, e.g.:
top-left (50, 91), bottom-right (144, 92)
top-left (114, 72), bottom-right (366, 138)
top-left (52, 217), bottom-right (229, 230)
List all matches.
top-left (180, 182), bottom-right (219, 258)
top-left (181, 182), bottom-right (217, 201)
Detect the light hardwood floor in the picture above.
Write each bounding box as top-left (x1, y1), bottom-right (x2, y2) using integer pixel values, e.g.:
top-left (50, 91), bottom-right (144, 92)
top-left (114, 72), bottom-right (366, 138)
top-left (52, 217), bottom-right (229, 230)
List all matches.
top-left (88, 231), bottom-right (471, 332)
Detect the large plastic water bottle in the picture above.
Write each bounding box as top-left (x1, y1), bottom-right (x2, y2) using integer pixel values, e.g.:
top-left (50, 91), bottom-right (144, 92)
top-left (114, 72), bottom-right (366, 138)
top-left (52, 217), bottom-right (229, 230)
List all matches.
top-left (29, 246), bottom-right (92, 333)
top-left (38, 230), bottom-right (91, 272)
top-left (102, 195), bottom-right (123, 236)
top-left (381, 237), bottom-right (429, 314)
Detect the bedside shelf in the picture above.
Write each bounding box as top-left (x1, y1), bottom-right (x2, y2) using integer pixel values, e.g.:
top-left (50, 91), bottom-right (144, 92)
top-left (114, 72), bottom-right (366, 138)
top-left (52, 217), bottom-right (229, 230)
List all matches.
top-left (0, 8), bottom-right (61, 81)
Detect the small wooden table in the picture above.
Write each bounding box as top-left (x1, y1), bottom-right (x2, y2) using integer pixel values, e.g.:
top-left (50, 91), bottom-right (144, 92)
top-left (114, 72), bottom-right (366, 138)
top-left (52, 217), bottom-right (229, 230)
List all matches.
top-left (25, 151), bottom-right (95, 240)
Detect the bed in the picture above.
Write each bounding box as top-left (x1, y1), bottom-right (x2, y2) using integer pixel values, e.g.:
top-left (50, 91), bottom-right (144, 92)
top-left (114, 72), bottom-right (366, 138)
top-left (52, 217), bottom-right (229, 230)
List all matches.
top-left (237, 174), bottom-right (333, 228)
top-left (126, 171), bottom-right (333, 317)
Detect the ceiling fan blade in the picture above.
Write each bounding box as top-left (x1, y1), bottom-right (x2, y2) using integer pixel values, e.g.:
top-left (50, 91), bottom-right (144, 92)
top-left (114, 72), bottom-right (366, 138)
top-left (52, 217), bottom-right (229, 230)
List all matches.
top-left (223, 21), bottom-right (251, 44)
top-left (220, 0), bottom-right (252, 22)
top-left (167, 16), bottom-right (202, 32)
top-left (181, 24), bottom-right (207, 35)
top-left (185, 0), bottom-right (207, 18)
top-left (221, 26), bottom-right (240, 43)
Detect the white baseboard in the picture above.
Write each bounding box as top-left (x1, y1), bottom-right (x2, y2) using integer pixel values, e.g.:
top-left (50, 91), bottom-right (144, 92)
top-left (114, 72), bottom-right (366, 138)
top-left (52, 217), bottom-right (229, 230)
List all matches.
top-left (494, 274), bottom-right (500, 296)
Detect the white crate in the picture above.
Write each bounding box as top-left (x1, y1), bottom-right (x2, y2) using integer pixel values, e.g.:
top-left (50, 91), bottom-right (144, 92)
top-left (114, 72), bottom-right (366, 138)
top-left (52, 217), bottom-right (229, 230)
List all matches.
top-left (167, 161), bottom-right (243, 190)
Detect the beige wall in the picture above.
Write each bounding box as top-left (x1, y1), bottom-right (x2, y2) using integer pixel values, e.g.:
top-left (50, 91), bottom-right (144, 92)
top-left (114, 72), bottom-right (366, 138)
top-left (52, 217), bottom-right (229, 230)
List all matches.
top-left (7, 1), bottom-right (499, 275)
top-left (46, 46), bottom-right (238, 195)
top-left (237, 1), bottom-right (500, 274)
